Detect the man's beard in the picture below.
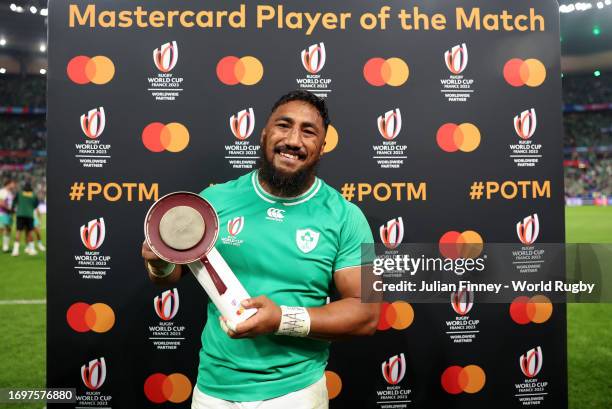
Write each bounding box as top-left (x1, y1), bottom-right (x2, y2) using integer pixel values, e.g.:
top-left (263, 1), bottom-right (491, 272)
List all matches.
top-left (258, 151), bottom-right (319, 197)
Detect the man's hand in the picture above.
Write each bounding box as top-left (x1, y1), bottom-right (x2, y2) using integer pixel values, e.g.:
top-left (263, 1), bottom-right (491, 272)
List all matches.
top-left (141, 241), bottom-right (169, 270)
top-left (220, 296), bottom-right (281, 339)
top-left (142, 240), bottom-right (182, 283)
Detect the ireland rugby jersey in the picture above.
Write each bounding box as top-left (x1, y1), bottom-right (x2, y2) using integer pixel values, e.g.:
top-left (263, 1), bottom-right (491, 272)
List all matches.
top-left (197, 170), bottom-right (373, 401)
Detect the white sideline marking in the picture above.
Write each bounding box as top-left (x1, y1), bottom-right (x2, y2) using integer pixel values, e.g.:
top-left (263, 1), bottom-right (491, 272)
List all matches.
top-left (0, 299), bottom-right (46, 305)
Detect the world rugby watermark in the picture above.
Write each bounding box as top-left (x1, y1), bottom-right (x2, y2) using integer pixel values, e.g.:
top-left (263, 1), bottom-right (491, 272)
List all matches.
top-left (360, 244), bottom-right (612, 303)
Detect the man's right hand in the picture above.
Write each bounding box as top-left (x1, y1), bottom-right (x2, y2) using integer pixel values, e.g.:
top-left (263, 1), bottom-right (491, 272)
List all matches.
top-left (142, 241), bottom-right (183, 283)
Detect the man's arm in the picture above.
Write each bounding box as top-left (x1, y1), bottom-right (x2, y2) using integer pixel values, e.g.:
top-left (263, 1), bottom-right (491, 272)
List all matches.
top-left (0, 199), bottom-right (10, 212)
top-left (307, 265), bottom-right (380, 339)
top-left (227, 265), bottom-right (380, 340)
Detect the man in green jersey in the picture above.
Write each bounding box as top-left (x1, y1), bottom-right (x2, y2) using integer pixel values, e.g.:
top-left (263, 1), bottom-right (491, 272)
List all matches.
top-left (12, 181), bottom-right (40, 256)
top-left (142, 91), bottom-right (379, 408)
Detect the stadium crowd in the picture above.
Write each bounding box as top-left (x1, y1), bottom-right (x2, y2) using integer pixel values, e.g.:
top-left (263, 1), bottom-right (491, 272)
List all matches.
top-left (562, 73), bottom-right (612, 105)
top-left (562, 71), bottom-right (612, 199)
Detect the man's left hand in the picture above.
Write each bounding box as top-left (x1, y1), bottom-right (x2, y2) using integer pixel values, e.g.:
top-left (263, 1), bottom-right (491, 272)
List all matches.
top-left (221, 295), bottom-right (282, 339)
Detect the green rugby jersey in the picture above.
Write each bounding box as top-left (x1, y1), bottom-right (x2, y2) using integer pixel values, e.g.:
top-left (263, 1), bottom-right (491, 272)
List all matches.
top-left (15, 191), bottom-right (38, 218)
top-left (197, 170), bottom-right (373, 401)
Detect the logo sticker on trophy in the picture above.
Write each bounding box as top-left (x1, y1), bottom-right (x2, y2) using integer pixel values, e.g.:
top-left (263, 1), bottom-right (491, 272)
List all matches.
top-left (144, 192), bottom-right (257, 330)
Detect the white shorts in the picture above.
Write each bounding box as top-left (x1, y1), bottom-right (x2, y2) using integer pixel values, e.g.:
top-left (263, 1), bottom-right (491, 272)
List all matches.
top-left (191, 375), bottom-right (328, 409)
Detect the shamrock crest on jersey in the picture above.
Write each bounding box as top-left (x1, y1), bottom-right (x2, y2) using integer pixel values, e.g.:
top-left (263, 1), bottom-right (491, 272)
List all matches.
top-left (296, 229), bottom-right (320, 253)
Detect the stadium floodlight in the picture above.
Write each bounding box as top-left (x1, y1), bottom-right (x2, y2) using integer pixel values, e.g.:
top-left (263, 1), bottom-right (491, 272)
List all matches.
top-left (593, 26), bottom-right (601, 36)
top-left (9, 3), bottom-right (17, 11)
top-left (597, 1), bottom-right (604, 8)
top-left (15, 5), bottom-right (23, 13)
top-left (574, 2), bottom-right (593, 10)
top-left (606, 0), bottom-right (612, 5)
top-left (594, 70), bottom-right (601, 77)
top-left (39, 68), bottom-right (47, 75)
top-left (0, 38), bottom-right (6, 47)
top-left (39, 43), bottom-right (46, 52)
top-left (0, 68), bottom-right (6, 74)
top-left (40, 8), bottom-right (48, 16)
top-left (30, 6), bottom-right (37, 14)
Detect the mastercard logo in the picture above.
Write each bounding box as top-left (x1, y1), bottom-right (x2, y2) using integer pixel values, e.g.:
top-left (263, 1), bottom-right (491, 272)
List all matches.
top-left (142, 122), bottom-right (190, 153)
top-left (377, 301), bottom-right (414, 331)
top-left (67, 302), bottom-right (115, 333)
top-left (363, 57), bottom-right (409, 87)
top-left (323, 125), bottom-right (339, 153)
top-left (441, 365), bottom-right (486, 394)
top-left (216, 56), bottom-right (263, 86)
top-left (439, 230), bottom-right (483, 259)
top-left (325, 370), bottom-right (342, 400)
top-left (509, 295), bottom-right (553, 324)
top-left (144, 373), bottom-right (192, 404)
top-left (503, 58), bottom-right (546, 87)
top-left (436, 123), bottom-right (481, 153)
top-left (67, 55), bottom-right (115, 85)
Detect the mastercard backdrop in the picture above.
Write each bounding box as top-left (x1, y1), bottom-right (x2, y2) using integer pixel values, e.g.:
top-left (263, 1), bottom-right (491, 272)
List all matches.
top-left (46, 0), bottom-right (566, 407)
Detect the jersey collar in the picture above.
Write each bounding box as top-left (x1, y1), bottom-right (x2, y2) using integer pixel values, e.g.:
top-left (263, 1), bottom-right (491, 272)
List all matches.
top-left (251, 170), bottom-right (321, 206)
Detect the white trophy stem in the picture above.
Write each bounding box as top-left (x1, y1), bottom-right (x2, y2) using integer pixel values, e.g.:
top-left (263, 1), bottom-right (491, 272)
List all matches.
top-left (188, 247), bottom-right (257, 330)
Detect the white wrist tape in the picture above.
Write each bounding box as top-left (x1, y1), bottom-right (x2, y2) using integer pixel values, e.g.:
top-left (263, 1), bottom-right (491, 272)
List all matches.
top-left (147, 261), bottom-right (175, 278)
top-left (275, 306), bottom-right (311, 337)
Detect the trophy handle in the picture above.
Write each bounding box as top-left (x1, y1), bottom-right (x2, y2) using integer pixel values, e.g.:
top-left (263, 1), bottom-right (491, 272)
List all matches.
top-left (187, 247), bottom-right (257, 330)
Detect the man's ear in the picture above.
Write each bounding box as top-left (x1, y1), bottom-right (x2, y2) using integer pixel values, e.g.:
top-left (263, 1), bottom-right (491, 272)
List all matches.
top-left (260, 128), bottom-right (266, 145)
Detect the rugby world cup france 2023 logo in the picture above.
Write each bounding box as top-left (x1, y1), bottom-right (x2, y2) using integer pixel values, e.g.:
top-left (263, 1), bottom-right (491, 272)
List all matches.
top-left (382, 353), bottom-right (406, 385)
top-left (516, 214), bottom-right (539, 245)
top-left (450, 290), bottom-right (474, 316)
top-left (444, 43), bottom-right (468, 75)
top-left (519, 347), bottom-right (543, 378)
top-left (377, 109), bottom-right (402, 141)
top-left (153, 41), bottom-right (178, 73)
top-left (81, 358), bottom-right (106, 390)
top-left (514, 108), bottom-right (537, 140)
top-left (229, 108), bottom-right (255, 140)
top-left (301, 42), bottom-right (326, 74)
top-left (154, 289), bottom-right (179, 321)
top-left (379, 217), bottom-right (404, 250)
top-left (80, 218), bottom-right (105, 251)
top-left (80, 107), bottom-right (105, 139)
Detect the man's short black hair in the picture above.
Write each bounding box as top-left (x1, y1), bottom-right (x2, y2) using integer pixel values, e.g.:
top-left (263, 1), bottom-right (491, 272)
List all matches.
top-left (270, 90), bottom-right (330, 130)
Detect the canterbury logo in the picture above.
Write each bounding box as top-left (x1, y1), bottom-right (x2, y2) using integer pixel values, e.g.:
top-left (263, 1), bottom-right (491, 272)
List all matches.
top-left (266, 208), bottom-right (285, 220)
top-left (514, 108), bottom-right (537, 140)
top-left (81, 358), bottom-right (106, 390)
top-left (381, 353), bottom-right (406, 385)
top-left (450, 290), bottom-right (474, 315)
top-left (301, 42), bottom-right (326, 74)
top-left (229, 108), bottom-right (255, 140)
top-left (444, 43), bottom-right (468, 75)
top-left (80, 218), bottom-right (105, 251)
top-left (80, 107), bottom-right (105, 139)
top-left (153, 41), bottom-right (178, 73)
top-left (377, 109), bottom-right (402, 140)
top-left (380, 217), bottom-right (404, 250)
top-left (227, 216), bottom-right (244, 236)
top-left (154, 288), bottom-right (179, 321)
top-left (516, 213), bottom-right (539, 245)
top-left (519, 346), bottom-right (543, 378)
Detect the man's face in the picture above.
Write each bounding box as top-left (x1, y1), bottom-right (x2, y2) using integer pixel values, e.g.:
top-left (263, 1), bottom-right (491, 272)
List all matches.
top-left (260, 100), bottom-right (326, 177)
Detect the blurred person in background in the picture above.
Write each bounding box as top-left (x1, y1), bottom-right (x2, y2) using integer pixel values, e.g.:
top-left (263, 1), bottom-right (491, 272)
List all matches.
top-left (12, 181), bottom-right (40, 256)
top-left (31, 190), bottom-right (46, 252)
top-left (0, 178), bottom-right (16, 252)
